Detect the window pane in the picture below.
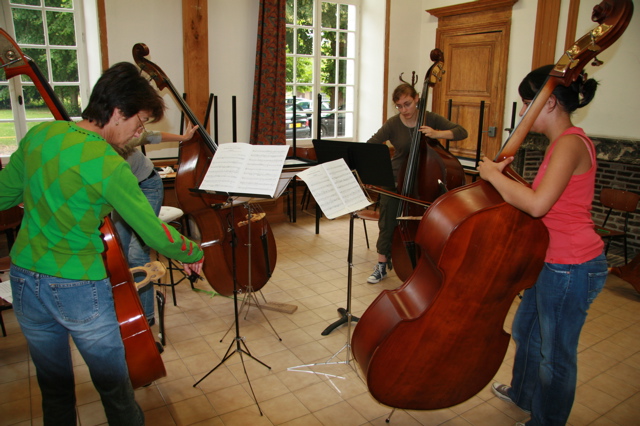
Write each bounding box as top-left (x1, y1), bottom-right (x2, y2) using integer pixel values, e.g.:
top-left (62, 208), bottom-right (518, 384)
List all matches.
top-left (339, 86), bottom-right (354, 110)
top-left (22, 48), bottom-right (48, 84)
top-left (286, 57), bottom-right (294, 83)
top-left (297, 0), bottom-right (313, 26)
top-left (338, 59), bottom-right (355, 85)
top-left (286, 27), bottom-right (294, 54)
top-left (54, 85), bottom-right (80, 115)
top-left (297, 28), bottom-right (313, 55)
top-left (45, 0), bottom-right (73, 8)
top-left (321, 2), bottom-right (337, 29)
top-left (322, 86), bottom-right (335, 109)
top-left (296, 57), bottom-right (313, 84)
top-left (0, 86), bottom-right (18, 155)
top-left (339, 32), bottom-right (347, 58)
top-left (346, 31), bottom-right (356, 57)
top-left (286, 0), bottom-right (294, 24)
top-left (47, 11), bottom-right (76, 46)
top-left (339, 4), bottom-right (349, 30)
top-left (10, 0), bottom-right (41, 5)
top-left (23, 86), bottom-right (54, 120)
top-left (321, 31), bottom-right (336, 57)
top-left (51, 50), bottom-right (78, 81)
top-left (320, 58), bottom-right (335, 84)
top-left (12, 8), bottom-right (45, 44)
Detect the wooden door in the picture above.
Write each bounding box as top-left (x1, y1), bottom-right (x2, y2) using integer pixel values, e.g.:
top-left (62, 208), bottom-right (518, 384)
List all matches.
top-left (428, 0), bottom-right (516, 162)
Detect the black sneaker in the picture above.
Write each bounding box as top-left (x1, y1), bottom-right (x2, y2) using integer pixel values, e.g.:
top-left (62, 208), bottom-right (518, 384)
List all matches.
top-left (492, 383), bottom-right (531, 414)
top-left (367, 263), bottom-right (387, 284)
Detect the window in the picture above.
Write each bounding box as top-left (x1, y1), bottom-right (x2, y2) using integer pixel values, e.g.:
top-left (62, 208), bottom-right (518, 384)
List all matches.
top-left (286, 0), bottom-right (358, 140)
top-left (0, 0), bottom-right (91, 158)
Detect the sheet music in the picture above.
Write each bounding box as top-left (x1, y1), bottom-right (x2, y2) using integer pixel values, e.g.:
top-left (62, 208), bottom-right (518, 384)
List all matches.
top-left (199, 143), bottom-right (290, 197)
top-left (234, 171), bottom-right (298, 204)
top-left (297, 159), bottom-right (371, 219)
top-left (0, 280), bottom-right (12, 304)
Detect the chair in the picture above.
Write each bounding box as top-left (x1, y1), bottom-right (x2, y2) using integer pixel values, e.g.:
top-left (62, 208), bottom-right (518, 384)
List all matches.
top-left (0, 205), bottom-right (23, 250)
top-left (0, 256), bottom-right (12, 337)
top-left (354, 209), bottom-right (380, 249)
top-left (595, 188), bottom-right (639, 264)
top-left (157, 206), bottom-right (191, 305)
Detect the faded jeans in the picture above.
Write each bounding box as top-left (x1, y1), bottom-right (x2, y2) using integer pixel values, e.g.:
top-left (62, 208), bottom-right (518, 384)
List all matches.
top-left (10, 264), bottom-right (144, 426)
top-left (507, 252), bottom-right (608, 425)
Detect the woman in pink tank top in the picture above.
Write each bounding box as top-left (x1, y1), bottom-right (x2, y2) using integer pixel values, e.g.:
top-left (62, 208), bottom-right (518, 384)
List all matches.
top-left (478, 65), bottom-right (608, 426)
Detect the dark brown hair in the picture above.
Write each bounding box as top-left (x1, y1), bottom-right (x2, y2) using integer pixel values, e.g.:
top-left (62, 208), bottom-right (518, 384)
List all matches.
top-left (81, 62), bottom-right (165, 127)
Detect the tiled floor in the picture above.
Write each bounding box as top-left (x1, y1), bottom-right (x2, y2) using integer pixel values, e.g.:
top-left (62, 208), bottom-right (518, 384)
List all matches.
top-left (1, 209), bottom-right (639, 425)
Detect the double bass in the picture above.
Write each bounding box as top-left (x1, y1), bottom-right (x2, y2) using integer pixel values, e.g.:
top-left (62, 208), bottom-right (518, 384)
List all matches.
top-left (351, 0), bottom-right (633, 410)
top-left (391, 49), bottom-right (466, 281)
top-left (132, 44), bottom-right (277, 297)
top-left (0, 29), bottom-right (166, 388)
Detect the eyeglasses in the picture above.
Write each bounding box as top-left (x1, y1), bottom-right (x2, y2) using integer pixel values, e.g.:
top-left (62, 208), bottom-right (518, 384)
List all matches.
top-left (395, 100), bottom-right (415, 111)
top-left (136, 114), bottom-right (147, 133)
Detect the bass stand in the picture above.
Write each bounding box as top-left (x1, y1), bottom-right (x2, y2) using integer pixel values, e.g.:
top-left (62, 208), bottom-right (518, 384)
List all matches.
top-left (287, 210), bottom-right (360, 380)
top-left (193, 196), bottom-right (270, 415)
top-left (219, 201), bottom-right (282, 342)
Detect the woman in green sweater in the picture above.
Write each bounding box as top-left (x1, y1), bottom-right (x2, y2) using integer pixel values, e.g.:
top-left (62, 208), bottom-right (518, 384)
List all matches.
top-left (0, 62), bottom-right (203, 425)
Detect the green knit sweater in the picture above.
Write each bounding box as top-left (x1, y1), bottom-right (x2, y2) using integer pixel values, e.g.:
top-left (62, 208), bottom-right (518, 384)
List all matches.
top-left (0, 121), bottom-right (202, 280)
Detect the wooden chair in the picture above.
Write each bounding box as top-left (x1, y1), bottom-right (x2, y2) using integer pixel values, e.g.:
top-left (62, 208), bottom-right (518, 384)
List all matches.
top-left (595, 188), bottom-right (639, 264)
top-left (156, 206), bottom-right (191, 305)
top-left (0, 205), bottom-right (23, 250)
top-left (0, 256), bottom-right (12, 337)
top-left (354, 209), bottom-right (380, 249)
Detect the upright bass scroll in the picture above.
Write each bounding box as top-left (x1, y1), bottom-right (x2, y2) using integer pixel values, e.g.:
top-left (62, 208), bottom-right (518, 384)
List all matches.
top-left (132, 43), bottom-right (278, 297)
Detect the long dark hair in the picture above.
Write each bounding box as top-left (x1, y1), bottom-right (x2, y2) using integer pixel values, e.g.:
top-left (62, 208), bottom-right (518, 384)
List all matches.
top-left (518, 64), bottom-right (598, 113)
top-left (81, 62), bottom-right (165, 127)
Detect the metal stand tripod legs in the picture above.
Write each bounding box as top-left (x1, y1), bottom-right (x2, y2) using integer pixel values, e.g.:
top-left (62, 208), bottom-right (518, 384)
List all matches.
top-left (288, 212), bottom-right (360, 376)
top-left (321, 212), bottom-right (359, 336)
top-left (219, 203), bottom-right (282, 343)
top-left (193, 198), bottom-right (270, 415)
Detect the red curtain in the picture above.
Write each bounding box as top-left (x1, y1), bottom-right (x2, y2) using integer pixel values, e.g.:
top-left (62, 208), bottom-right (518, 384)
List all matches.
top-left (250, 0), bottom-right (286, 145)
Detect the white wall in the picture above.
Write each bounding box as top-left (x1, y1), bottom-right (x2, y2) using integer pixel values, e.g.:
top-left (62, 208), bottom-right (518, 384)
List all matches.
top-left (357, 0), bottom-right (387, 140)
top-left (104, 0), bottom-right (259, 158)
top-left (570, 0), bottom-right (639, 139)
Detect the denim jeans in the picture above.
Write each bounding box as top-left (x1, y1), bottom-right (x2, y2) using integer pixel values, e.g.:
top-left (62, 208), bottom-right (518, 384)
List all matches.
top-left (507, 252), bottom-right (608, 425)
top-left (9, 265), bottom-right (144, 426)
top-left (113, 172), bottom-right (164, 324)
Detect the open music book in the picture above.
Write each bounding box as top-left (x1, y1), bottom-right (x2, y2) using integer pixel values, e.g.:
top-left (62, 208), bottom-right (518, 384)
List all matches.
top-left (297, 159), bottom-right (371, 219)
top-left (199, 142), bottom-right (291, 198)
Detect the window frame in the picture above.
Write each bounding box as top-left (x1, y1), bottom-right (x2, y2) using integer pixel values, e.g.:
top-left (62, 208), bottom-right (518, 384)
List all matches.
top-left (286, 0), bottom-right (360, 141)
top-left (0, 0), bottom-right (94, 161)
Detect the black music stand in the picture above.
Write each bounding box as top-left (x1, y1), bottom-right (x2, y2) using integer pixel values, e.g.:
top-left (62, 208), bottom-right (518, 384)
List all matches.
top-left (312, 141), bottom-right (394, 335)
top-left (192, 193), bottom-right (271, 416)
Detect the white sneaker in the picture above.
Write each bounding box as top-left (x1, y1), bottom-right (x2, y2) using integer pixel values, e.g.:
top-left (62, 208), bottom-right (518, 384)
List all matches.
top-left (492, 382), bottom-right (531, 414)
top-left (367, 263), bottom-right (387, 284)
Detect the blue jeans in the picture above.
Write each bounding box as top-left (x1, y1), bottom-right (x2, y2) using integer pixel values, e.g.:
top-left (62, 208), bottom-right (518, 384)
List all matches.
top-left (507, 252), bottom-right (608, 425)
top-left (9, 265), bottom-right (144, 426)
top-left (113, 172), bottom-right (164, 324)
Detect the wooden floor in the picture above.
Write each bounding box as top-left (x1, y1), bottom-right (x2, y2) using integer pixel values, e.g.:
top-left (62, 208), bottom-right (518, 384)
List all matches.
top-left (1, 210), bottom-right (639, 425)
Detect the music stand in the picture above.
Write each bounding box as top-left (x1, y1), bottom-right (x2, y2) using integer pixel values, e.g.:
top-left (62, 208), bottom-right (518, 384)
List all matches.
top-left (192, 194), bottom-right (271, 415)
top-left (188, 142), bottom-right (290, 414)
top-left (288, 144), bottom-right (394, 379)
top-left (313, 141), bottom-right (394, 335)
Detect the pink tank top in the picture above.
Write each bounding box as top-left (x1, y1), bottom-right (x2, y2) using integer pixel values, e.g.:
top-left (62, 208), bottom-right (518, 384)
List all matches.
top-left (532, 127), bottom-right (604, 264)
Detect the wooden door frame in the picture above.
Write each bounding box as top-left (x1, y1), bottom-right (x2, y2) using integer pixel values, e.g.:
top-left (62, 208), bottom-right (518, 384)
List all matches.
top-left (428, 0), bottom-right (516, 159)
